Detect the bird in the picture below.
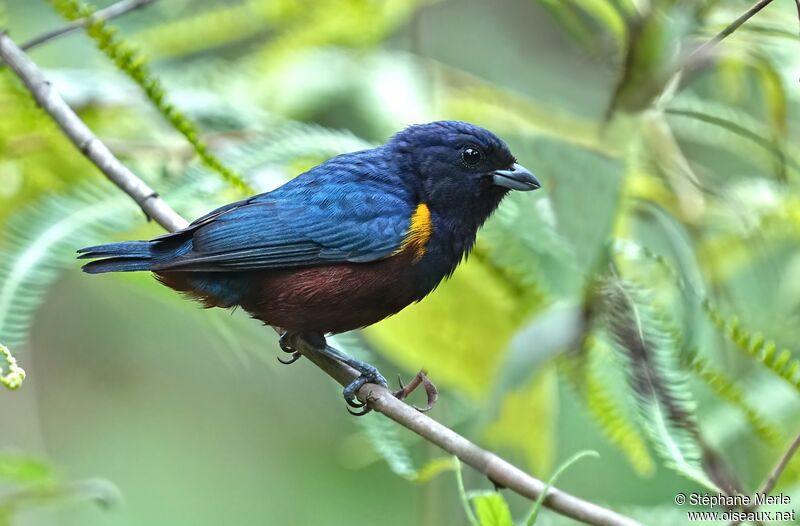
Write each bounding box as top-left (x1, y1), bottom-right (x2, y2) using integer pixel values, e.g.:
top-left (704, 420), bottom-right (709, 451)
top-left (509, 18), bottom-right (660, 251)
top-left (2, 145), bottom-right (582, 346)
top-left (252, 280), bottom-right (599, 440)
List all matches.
top-left (78, 120), bottom-right (540, 412)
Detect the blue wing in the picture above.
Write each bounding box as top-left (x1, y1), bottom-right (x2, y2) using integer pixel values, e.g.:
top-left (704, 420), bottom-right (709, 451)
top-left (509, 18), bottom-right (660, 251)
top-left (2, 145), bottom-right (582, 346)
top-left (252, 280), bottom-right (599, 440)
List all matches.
top-left (150, 151), bottom-right (414, 272)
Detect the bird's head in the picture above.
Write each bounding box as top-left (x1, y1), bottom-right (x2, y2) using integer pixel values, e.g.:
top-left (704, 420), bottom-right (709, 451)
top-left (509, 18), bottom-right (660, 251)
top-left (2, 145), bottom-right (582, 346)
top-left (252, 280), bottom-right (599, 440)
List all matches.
top-left (388, 121), bottom-right (540, 219)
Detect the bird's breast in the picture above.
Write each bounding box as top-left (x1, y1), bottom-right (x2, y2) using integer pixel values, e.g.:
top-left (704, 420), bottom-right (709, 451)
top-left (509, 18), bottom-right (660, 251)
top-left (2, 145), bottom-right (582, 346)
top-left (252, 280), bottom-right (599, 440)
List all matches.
top-left (410, 205), bottom-right (478, 285)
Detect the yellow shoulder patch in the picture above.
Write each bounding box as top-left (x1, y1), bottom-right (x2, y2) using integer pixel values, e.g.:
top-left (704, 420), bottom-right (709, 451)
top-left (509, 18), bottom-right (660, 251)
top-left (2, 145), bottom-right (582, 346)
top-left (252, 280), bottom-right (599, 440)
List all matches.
top-left (397, 203), bottom-right (433, 261)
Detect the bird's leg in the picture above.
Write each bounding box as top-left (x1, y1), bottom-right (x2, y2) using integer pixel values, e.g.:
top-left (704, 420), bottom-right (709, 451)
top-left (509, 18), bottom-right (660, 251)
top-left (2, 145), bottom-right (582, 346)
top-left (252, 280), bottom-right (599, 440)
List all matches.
top-left (284, 331), bottom-right (388, 416)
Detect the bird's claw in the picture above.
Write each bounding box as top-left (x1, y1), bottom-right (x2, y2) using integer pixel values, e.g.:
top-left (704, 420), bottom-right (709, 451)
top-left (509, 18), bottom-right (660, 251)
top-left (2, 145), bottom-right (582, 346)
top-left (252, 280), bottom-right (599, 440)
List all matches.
top-left (277, 331), bottom-right (302, 365)
top-left (277, 352), bottom-right (302, 365)
top-left (393, 370), bottom-right (438, 412)
top-left (277, 332), bottom-right (394, 416)
top-left (342, 365), bottom-right (388, 417)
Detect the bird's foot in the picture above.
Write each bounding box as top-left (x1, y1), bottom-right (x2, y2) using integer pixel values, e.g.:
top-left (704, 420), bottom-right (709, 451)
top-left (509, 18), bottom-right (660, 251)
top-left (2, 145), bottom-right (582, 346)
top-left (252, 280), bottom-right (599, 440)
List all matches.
top-left (393, 370), bottom-right (438, 412)
top-left (277, 331), bottom-right (302, 365)
top-left (278, 333), bottom-right (436, 415)
top-left (315, 343), bottom-right (388, 416)
top-left (338, 355), bottom-right (388, 416)
top-left (279, 332), bottom-right (389, 415)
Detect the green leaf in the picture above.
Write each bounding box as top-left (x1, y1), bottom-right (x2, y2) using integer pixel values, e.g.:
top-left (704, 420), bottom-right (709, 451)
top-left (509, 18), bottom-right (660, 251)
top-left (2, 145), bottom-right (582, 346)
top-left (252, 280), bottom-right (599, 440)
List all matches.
top-left (471, 492), bottom-right (514, 526)
top-left (524, 450), bottom-right (599, 526)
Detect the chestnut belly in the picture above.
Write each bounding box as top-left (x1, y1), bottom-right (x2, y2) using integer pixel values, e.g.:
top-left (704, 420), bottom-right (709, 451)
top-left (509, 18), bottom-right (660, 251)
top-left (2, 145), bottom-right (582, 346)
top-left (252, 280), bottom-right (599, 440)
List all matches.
top-left (156, 253), bottom-right (423, 334)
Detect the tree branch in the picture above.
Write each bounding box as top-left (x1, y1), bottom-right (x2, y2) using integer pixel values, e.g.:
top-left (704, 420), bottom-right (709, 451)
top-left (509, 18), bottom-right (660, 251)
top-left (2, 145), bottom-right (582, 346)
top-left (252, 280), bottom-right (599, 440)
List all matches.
top-left (19, 0), bottom-right (157, 51)
top-left (0, 32), bottom-right (186, 232)
top-left (0, 32), bottom-right (641, 526)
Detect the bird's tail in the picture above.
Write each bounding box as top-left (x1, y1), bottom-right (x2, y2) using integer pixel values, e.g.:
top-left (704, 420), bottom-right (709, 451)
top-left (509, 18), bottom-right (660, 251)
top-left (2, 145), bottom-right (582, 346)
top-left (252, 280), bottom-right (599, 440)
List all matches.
top-left (78, 241), bottom-right (153, 274)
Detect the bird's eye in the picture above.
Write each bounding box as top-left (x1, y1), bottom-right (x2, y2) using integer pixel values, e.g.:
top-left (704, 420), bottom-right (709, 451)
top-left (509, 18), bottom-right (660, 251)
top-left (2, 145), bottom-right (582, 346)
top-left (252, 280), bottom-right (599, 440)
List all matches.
top-left (461, 146), bottom-right (482, 166)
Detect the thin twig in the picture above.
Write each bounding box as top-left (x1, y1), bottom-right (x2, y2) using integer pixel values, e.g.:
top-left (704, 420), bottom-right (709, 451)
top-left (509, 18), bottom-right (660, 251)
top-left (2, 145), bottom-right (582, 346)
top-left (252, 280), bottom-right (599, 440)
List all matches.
top-left (19, 0), bottom-right (157, 51)
top-left (758, 432), bottom-right (800, 496)
top-left (688, 0), bottom-right (776, 63)
top-left (728, 432), bottom-right (800, 526)
top-left (795, 0), bottom-right (800, 37)
top-left (0, 33), bottom-right (641, 526)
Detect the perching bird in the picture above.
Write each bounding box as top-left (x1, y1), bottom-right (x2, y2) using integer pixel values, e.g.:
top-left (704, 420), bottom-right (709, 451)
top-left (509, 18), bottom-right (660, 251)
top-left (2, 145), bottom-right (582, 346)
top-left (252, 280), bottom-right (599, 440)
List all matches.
top-left (79, 121), bottom-right (540, 411)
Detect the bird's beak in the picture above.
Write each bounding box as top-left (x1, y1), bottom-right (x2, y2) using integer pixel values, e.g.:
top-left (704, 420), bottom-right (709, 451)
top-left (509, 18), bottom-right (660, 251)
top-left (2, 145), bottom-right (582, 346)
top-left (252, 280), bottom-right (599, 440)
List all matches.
top-left (492, 163), bottom-right (541, 191)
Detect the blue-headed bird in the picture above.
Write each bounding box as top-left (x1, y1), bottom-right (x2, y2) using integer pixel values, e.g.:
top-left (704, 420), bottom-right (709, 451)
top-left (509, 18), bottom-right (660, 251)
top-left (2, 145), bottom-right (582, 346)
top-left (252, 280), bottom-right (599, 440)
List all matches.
top-left (79, 121), bottom-right (540, 412)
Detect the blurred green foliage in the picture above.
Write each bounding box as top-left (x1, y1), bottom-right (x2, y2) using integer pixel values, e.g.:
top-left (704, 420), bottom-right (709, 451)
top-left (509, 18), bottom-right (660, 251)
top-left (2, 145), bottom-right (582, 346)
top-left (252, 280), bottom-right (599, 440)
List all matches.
top-left (2, 0), bottom-right (800, 525)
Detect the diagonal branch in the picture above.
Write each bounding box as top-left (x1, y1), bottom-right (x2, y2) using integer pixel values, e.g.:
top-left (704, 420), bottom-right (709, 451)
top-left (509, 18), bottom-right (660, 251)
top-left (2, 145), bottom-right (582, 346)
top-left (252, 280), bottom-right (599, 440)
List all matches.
top-left (0, 32), bottom-right (641, 526)
top-left (0, 32), bottom-right (186, 233)
top-left (691, 0), bottom-right (776, 58)
top-left (757, 431), bottom-right (800, 496)
top-left (685, 0), bottom-right (776, 69)
top-left (19, 0), bottom-right (157, 51)
top-left (728, 431), bottom-right (800, 526)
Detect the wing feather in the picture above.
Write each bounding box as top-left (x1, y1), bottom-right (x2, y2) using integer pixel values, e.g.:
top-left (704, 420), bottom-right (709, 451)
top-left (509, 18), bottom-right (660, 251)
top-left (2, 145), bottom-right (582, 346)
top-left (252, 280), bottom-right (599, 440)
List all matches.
top-left (151, 152), bottom-right (414, 272)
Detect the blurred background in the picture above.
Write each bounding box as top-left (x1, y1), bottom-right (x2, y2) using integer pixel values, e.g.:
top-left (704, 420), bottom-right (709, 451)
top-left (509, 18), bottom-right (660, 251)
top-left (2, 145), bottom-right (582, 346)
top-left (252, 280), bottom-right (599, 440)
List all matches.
top-left (1, 0), bottom-right (800, 524)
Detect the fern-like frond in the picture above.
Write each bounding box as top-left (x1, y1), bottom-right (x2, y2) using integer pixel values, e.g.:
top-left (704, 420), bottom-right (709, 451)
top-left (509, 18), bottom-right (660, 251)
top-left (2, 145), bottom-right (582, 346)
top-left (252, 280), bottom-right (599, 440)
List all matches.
top-left (352, 410), bottom-right (417, 479)
top-left (559, 338), bottom-right (656, 476)
top-left (614, 238), bottom-right (797, 447)
top-left (618, 240), bottom-right (800, 397)
top-left (47, 0), bottom-right (253, 194)
top-left (0, 182), bottom-right (139, 350)
top-left (600, 275), bottom-right (719, 490)
top-left (686, 354), bottom-right (785, 448)
top-left (0, 161), bottom-right (224, 352)
top-left (703, 301), bottom-right (800, 394)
